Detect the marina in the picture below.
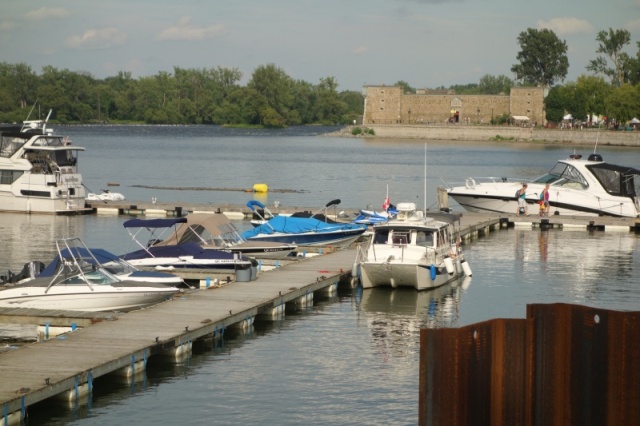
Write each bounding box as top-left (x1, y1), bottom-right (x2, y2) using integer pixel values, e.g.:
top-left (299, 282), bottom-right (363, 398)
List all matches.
top-left (0, 126), bottom-right (639, 424)
top-left (1, 209), bottom-right (640, 423)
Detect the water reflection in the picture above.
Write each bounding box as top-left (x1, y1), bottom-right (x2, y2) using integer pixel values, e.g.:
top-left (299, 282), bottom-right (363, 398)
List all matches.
top-left (355, 278), bottom-right (470, 363)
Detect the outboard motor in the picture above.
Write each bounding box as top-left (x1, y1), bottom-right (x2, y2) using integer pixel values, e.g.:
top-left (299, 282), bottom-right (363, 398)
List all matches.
top-left (588, 153), bottom-right (604, 162)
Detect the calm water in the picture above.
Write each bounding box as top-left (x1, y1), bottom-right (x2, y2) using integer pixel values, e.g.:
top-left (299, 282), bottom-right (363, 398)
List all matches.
top-left (2, 126), bottom-right (640, 425)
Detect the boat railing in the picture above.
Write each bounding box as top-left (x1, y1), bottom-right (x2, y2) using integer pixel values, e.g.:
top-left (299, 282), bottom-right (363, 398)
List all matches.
top-left (438, 176), bottom-right (530, 190)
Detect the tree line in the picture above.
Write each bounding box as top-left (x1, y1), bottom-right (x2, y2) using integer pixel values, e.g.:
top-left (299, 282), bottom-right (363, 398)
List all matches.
top-left (0, 63), bottom-right (365, 127)
top-left (1, 26), bottom-right (639, 127)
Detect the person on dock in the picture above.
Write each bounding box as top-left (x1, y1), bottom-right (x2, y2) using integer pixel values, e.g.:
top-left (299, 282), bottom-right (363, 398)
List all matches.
top-left (539, 183), bottom-right (550, 216)
top-left (516, 183), bottom-right (528, 216)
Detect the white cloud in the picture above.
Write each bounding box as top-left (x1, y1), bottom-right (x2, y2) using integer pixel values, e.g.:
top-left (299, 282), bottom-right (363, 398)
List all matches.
top-left (156, 17), bottom-right (227, 41)
top-left (537, 18), bottom-right (594, 35)
top-left (26, 7), bottom-right (70, 21)
top-left (65, 28), bottom-right (127, 50)
top-left (0, 21), bottom-right (17, 31)
top-left (627, 19), bottom-right (640, 32)
top-left (353, 46), bottom-right (369, 55)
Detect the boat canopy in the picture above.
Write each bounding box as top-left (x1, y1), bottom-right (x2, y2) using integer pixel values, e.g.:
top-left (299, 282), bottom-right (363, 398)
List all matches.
top-left (587, 162), bottom-right (640, 197)
top-left (123, 218), bottom-right (188, 228)
top-left (241, 216), bottom-right (366, 239)
top-left (154, 213), bottom-right (239, 246)
top-left (40, 247), bottom-right (120, 277)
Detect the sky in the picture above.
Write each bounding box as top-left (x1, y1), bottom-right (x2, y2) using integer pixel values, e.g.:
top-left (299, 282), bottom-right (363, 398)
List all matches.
top-left (2, 0), bottom-right (639, 92)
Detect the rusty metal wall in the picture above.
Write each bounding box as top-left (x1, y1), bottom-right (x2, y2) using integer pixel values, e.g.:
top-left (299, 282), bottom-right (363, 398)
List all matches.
top-left (420, 303), bottom-right (640, 426)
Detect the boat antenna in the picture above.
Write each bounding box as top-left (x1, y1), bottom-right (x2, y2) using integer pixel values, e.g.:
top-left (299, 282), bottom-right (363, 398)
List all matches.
top-left (25, 99), bottom-right (38, 121)
top-left (594, 120), bottom-right (601, 154)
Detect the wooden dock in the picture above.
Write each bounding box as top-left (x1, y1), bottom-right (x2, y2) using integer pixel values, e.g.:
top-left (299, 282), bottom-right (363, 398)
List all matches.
top-left (0, 248), bottom-right (357, 419)
top-left (1, 210), bottom-right (640, 422)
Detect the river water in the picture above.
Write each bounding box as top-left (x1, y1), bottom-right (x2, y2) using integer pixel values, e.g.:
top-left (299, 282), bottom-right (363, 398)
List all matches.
top-left (2, 126), bottom-right (640, 425)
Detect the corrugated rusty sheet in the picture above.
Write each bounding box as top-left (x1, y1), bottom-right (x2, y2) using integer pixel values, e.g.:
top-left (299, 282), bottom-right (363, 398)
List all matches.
top-left (420, 303), bottom-right (640, 426)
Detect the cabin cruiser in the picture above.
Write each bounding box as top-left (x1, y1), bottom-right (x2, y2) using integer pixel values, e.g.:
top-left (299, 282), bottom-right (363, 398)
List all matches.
top-left (0, 110), bottom-right (89, 214)
top-left (355, 203), bottom-right (472, 291)
top-left (441, 153), bottom-right (640, 217)
top-left (0, 239), bottom-right (180, 312)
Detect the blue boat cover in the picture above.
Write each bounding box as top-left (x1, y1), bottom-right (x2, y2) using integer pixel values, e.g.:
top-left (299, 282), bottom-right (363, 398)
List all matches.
top-left (241, 216), bottom-right (366, 239)
top-left (123, 217), bottom-right (187, 228)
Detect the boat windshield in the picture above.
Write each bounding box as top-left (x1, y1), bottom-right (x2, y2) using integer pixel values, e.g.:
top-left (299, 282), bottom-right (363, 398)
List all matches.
top-left (533, 162), bottom-right (588, 189)
top-left (0, 135), bottom-right (26, 158)
top-left (586, 163), bottom-right (640, 197)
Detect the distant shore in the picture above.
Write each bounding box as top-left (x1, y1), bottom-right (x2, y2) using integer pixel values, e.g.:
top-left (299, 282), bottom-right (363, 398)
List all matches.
top-left (328, 125), bottom-right (640, 147)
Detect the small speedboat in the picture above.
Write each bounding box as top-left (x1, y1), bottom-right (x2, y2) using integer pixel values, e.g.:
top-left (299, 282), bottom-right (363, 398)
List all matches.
top-left (153, 213), bottom-right (297, 260)
top-left (353, 206), bottom-right (398, 225)
top-left (0, 239), bottom-right (180, 312)
top-left (120, 218), bottom-right (258, 279)
top-left (355, 202), bottom-right (472, 291)
top-left (441, 153), bottom-right (640, 217)
top-left (86, 190), bottom-right (126, 201)
top-left (243, 200), bottom-right (367, 249)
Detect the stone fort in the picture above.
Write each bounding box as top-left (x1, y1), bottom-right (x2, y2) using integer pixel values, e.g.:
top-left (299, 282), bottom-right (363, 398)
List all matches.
top-left (362, 85), bottom-right (546, 126)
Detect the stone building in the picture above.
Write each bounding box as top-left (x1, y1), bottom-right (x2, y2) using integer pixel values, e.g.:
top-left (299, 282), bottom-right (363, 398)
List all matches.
top-left (362, 85), bottom-right (546, 126)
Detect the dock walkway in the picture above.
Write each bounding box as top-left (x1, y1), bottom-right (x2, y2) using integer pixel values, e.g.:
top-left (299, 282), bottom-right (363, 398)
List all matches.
top-left (0, 248), bottom-right (356, 416)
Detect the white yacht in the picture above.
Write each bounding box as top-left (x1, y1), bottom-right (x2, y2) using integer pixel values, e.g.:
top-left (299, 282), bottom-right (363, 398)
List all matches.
top-left (0, 110), bottom-right (89, 214)
top-left (355, 203), bottom-right (472, 291)
top-left (441, 153), bottom-right (640, 217)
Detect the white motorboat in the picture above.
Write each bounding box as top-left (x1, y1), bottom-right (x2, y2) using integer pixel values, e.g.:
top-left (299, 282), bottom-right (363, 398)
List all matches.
top-left (0, 239), bottom-right (180, 312)
top-left (154, 213), bottom-right (297, 260)
top-left (86, 190), bottom-right (126, 201)
top-left (355, 202), bottom-right (472, 291)
top-left (441, 153), bottom-right (640, 217)
top-left (121, 218), bottom-right (258, 280)
top-left (0, 108), bottom-right (89, 214)
top-left (1, 238), bottom-right (186, 288)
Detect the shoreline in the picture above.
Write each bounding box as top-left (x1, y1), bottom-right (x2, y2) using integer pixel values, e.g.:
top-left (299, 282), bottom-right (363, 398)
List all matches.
top-left (327, 124), bottom-right (640, 147)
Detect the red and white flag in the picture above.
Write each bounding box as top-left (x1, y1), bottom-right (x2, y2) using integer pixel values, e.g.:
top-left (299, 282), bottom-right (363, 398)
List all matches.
top-left (382, 197), bottom-right (390, 211)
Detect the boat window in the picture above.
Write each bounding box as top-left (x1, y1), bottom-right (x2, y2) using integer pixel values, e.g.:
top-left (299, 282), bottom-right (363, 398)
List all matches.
top-left (587, 164), bottom-right (640, 197)
top-left (373, 229), bottom-right (390, 244)
top-left (0, 170), bottom-right (23, 185)
top-left (53, 150), bottom-right (77, 167)
top-left (392, 231), bottom-right (410, 245)
top-left (0, 136), bottom-right (26, 158)
top-left (415, 231), bottom-right (434, 247)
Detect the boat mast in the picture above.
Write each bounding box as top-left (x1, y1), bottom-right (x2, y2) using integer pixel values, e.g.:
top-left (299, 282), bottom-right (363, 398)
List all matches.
top-left (424, 143), bottom-right (427, 213)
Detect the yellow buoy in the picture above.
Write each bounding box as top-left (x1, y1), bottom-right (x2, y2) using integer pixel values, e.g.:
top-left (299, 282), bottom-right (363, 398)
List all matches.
top-left (253, 183), bottom-right (268, 193)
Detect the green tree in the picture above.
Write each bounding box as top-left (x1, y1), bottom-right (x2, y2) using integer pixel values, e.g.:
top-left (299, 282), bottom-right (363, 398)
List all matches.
top-left (478, 74), bottom-right (513, 95)
top-left (394, 80), bottom-right (415, 94)
top-left (574, 75), bottom-right (610, 123)
top-left (511, 28), bottom-right (569, 86)
top-left (586, 28), bottom-right (631, 86)
top-left (605, 84), bottom-right (640, 123)
top-left (544, 85), bottom-right (569, 123)
top-left (247, 64), bottom-right (293, 125)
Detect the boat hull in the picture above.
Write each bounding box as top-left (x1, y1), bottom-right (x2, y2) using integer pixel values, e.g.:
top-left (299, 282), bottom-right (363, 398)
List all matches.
top-left (0, 285), bottom-right (178, 312)
top-left (0, 190), bottom-right (89, 215)
top-left (360, 259), bottom-right (464, 291)
top-left (245, 230), bottom-right (364, 249)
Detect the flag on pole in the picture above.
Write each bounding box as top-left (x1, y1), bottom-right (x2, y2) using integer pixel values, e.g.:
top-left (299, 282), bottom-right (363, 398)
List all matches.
top-left (382, 196), bottom-right (390, 211)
